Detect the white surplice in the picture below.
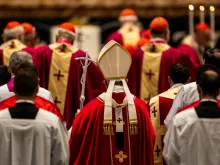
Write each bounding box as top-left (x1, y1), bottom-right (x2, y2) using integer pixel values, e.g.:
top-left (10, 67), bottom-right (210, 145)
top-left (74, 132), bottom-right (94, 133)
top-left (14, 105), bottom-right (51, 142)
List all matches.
top-left (165, 82), bottom-right (220, 127)
top-left (163, 108), bottom-right (220, 165)
top-left (0, 84), bottom-right (54, 103)
top-left (0, 108), bottom-right (69, 165)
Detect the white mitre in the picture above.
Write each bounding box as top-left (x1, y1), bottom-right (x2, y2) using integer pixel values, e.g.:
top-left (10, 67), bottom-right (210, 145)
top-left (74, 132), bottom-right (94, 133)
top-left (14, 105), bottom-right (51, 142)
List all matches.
top-left (98, 40), bottom-right (138, 135)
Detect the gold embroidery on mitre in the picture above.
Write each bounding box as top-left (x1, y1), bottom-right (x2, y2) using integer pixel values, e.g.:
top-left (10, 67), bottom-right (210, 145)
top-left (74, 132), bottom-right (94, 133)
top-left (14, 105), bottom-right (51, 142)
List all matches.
top-left (115, 151), bottom-right (127, 163)
top-left (140, 43), bottom-right (170, 104)
top-left (48, 43), bottom-right (78, 115)
top-left (2, 39), bottom-right (26, 65)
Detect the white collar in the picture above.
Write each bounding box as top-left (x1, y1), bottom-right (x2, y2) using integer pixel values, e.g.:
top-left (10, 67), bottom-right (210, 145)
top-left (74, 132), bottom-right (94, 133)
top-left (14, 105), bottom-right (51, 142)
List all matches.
top-left (150, 37), bottom-right (166, 43)
top-left (113, 85), bottom-right (124, 93)
top-left (200, 99), bottom-right (217, 103)
top-left (170, 83), bottom-right (183, 89)
top-left (16, 99), bottom-right (34, 104)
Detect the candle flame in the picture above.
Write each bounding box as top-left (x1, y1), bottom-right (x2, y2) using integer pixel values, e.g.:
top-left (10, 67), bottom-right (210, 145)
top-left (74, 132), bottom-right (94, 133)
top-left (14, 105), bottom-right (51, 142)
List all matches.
top-left (200, 6), bottom-right (205, 11)
top-left (189, 5), bottom-right (194, 11)
top-left (210, 6), bottom-right (215, 11)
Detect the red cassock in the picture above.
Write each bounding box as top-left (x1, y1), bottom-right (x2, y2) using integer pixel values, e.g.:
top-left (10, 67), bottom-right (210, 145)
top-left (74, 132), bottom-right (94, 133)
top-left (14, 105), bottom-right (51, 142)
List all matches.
top-left (0, 39), bottom-right (35, 66)
top-left (178, 100), bottom-right (220, 113)
top-left (34, 43), bottom-right (105, 129)
top-left (0, 95), bottom-right (64, 121)
top-left (128, 40), bottom-right (181, 102)
top-left (69, 92), bottom-right (155, 165)
top-left (178, 36), bottom-right (203, 82)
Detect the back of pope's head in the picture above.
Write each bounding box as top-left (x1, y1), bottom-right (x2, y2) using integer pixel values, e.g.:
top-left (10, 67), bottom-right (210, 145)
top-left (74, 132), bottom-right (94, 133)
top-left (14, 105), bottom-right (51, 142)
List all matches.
top-left (56, 22), bottom-right (76, 45)
top-left (119, 8), bottom-right (138, 24)
top-left (98, 40), bottom-right (138, 135)
top-left (150, 17), bottom-right (170, 42)
top-left (194, 22), bottom-right (211, 47)
top-left (2, 21), bottom-right (24, 42)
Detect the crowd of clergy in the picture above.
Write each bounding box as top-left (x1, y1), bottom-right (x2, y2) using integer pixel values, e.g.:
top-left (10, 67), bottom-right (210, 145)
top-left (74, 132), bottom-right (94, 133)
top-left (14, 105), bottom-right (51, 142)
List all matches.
top-left (0, 7), bottom-right (219, 165)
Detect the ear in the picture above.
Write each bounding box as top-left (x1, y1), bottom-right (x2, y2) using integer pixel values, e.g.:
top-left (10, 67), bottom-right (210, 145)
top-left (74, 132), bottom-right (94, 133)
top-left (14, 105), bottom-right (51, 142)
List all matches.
top-left (38, 78), bottom-right (40, 85)
top-left (197, 84), bottom-right (202, 99)
top-left (186, 77), bottom-right (191, 84)
top-left (8, 65), bottom-right (11, 74)
top-left (168, 76), bottom-right (173, 87)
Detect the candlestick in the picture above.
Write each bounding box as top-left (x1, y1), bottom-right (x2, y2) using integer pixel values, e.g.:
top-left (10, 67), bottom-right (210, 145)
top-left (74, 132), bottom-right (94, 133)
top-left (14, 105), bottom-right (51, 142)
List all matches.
top-left (200, 6), bottom-right (205, 23)
top-left (189, 5), bottom-right (194, 35)
top-left (210, 6), bottom-right (215, 48)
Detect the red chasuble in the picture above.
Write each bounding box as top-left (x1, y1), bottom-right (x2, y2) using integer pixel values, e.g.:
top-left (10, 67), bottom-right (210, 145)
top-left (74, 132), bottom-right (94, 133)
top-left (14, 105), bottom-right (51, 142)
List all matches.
top-left (128, 40), bottom-right (181, 101)
top-left (0, 39), bottom-right (35, 66)
top-left (147, 85), bottom-right (182, 165)
top-left (178, 36), bottom-right (203, 82)
top-left (69, 92), bottom-right (155, 165)
top-left (0, 95), bottom-right (64, 121)
top-left (105, 24), bottom-right (143, 48)
top-left (34, 43), bottom-right (105, 129)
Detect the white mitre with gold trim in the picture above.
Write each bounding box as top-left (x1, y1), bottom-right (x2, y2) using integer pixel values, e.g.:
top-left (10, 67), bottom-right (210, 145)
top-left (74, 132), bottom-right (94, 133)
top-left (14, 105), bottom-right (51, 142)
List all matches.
top-left (98, 40), bottom-right (138, 135)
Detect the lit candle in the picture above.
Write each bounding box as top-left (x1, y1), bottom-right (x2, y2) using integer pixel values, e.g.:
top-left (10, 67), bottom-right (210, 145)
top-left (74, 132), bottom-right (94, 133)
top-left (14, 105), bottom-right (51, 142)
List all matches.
top-left (189, 5), bottom-right (194, 35)
top-left (199, 6), bottom-right (205, 23)
top-left (210, 6), bottom-right (215, 47)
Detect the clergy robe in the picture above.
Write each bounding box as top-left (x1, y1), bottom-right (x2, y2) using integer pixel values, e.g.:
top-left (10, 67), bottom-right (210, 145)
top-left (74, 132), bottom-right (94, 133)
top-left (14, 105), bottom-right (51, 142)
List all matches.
top-left (34, 43), bottom-right (105, 129)
top-left (0, 77), bottom-right (54, 103)
top-left (0, 39), bottom-right (35, 65)
top-left (163, 101), bottom-right (220, 165)
top-left (0, 102), bottom-right (68, 165)
top-left (128, 39), bottom-right (181, 101)
top-left (178, 35), bottom-right (204, 81)
top-left (0, 95), bottom-right (64, 121)
top-left (148, 83), bottom-right (183, 165)
top-left (165, 82), bottom-right (220, 127)
top-left (106, 23), bottom-right (142, 48)
top-left (69, 92), bottom-right (155, 165)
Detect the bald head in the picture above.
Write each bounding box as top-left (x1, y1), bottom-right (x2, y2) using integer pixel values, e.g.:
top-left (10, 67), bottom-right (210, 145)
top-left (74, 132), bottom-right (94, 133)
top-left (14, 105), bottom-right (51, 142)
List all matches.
top-left (9, 51), bottom-right (32, 75)
top-left (197, 65), bottom-right (220, 97)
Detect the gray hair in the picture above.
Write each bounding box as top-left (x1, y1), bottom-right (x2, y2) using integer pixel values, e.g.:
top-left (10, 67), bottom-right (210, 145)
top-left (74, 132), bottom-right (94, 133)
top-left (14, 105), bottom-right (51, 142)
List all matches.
top-left (9, 50), bottom-right (33, 74)
top-left (57, 30), bottom-right (75, 41)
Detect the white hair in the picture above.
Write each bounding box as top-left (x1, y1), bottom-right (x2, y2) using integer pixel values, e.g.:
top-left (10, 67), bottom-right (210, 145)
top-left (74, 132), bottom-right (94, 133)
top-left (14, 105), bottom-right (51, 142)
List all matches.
top-left (9, 51), bottom-right (33, 74)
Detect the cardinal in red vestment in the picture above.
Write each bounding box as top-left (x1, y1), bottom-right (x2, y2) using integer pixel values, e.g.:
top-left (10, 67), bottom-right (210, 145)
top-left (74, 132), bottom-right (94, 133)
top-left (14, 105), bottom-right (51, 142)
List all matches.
top-left (178, 23), bottom-right (211, 81)
top-left (105, 8), bottom-right (144, 53)
top-left (34, 22), bottom-right (105, 129)
top-left (69, 40), bottom-right (155, 165)
top-left (21, 22), bottom-right (37, 48)
top-left (128, 17), bottom-right (182, 102)
top-left (147, 63), bottom-right (190, 165)
top-left (0, 21), bottom-right (35, 66)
